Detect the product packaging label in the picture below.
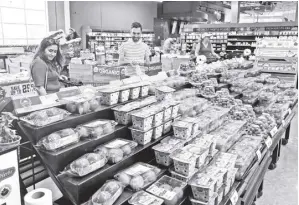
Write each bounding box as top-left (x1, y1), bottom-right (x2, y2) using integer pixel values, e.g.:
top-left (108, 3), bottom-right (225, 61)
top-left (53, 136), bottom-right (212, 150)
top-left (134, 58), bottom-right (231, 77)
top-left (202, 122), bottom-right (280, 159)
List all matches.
top-left (265, 137), bottom-right (273, 149)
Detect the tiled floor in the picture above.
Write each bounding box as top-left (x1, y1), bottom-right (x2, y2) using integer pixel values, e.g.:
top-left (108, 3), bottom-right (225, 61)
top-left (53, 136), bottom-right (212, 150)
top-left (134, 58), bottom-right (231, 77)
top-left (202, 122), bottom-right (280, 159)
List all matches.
top-left (256, 112), bottom-right (298, 205)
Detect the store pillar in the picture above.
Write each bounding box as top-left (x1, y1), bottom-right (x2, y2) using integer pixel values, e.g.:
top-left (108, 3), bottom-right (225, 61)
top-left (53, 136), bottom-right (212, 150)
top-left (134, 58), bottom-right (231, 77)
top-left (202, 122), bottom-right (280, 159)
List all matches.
top-left (231, 1), bottom-right (240, 23)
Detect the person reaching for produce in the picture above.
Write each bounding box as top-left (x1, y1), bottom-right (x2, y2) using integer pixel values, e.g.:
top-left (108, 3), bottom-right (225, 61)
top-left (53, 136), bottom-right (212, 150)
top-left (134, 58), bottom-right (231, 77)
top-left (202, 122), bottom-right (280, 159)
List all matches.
top-left (118, 22), bottom-right (151, 76)
top-left (163, 37), bottom-right (176, 54)
top-left (30, 37), bottom-right (68, 95)
top-left (66, 28), bottom-right (80, 41)
top-left (195, 33), bottom-right (220, 60)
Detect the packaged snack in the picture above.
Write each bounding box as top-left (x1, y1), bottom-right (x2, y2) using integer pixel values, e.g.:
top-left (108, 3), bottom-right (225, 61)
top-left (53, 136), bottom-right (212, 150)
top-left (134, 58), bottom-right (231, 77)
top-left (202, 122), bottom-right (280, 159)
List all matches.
top-left (88, 180), bottom-right (124, 205)
top-left (65, 152), bottom-right (108, 177)
top-left (20, 108), bottom-right (71, 127)
top-left (36, 128), bottom-right (79, 151)
top-left (147, 175), bottom-right (187, 205)
top-left (98, 87), bottom-right (120, 105)
top-left (94, 138), bottom-right (138, 163)
top-left (170, 149), bottom-right (198, 176)
top-left (169, 167), bottom-right (198, 183)
top-left (129, 127), bottom-right (153, 145)
top-left (76, 119), bottom-right (117, 139)
top-left (155, 86), bottom-right (175, 101)
top-left (114, 162), bottom-right (161, 191)
top-left (128, 191), bottom-right (164, 205)
top-left (189, 173), bottom-right (218, 202)
top-left (64, 94), bottom-right (101, 114)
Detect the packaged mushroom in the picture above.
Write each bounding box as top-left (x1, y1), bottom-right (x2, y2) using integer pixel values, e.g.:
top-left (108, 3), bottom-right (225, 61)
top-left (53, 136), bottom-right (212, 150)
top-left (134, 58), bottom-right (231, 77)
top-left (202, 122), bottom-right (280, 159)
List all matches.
top-left (94, 138), bottom-right (138, 163)
top-left (65, 152), bottom-right (108, 177)
top-left (36, 128), bottom-right (80, 151)
top-left (76, 119), bottom-right (117, 139)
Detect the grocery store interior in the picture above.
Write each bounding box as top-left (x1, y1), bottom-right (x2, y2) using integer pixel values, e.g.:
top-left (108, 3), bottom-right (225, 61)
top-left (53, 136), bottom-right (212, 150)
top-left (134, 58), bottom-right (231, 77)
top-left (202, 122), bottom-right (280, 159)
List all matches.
top-left (0, 1), bottom-right (298, 205)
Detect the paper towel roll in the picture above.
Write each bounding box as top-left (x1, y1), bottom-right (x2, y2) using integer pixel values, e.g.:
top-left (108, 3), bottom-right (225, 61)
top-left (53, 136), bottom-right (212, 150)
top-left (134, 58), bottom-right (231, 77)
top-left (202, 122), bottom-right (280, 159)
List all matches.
top-left (24, 188), bottom-right (52, 205)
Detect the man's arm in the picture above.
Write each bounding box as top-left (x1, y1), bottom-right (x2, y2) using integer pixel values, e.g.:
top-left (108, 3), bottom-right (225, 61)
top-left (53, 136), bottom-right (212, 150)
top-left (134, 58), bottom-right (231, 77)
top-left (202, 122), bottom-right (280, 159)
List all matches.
top-left (144, 45), bottom-right (151, 65)
top-left (118, 44), bottom-right (125, 65)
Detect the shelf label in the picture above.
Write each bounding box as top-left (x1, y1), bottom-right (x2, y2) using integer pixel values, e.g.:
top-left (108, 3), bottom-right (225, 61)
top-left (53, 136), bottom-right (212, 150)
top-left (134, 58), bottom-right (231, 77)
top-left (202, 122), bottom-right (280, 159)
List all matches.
top-left (288, 108), bottom-right (292, 115)
top-left (270, 126), bottom-right (278, 137)
top-left (230, 190), bottom-right (239, 205)
top-left (265, 137), bottom-right (273, 149)
top-left (282, 120), bottom-right (286, 127)
top-left (256, 150), bottom-right (262, 161)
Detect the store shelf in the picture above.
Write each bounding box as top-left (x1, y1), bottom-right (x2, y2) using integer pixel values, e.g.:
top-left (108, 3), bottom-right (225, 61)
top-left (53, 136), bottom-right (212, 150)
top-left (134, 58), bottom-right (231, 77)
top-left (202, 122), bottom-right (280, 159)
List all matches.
top-left (227, 45), bottom-right (256, 47)
top-left (228, 39), bottom-right (256, 42)
top-left (261, 70), bottom-right (297, 75)
top-left (58, 133), bottom-right (171, 204)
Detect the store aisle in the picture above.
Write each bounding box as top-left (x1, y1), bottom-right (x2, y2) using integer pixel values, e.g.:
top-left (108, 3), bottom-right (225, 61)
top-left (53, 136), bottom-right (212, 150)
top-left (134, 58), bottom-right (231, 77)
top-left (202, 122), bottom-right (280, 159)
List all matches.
top-left (256, 112), bottom-right (298, 205)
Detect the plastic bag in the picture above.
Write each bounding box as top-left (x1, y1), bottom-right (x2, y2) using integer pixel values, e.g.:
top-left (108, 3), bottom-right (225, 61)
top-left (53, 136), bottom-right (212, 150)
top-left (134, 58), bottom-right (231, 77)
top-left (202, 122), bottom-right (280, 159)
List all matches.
top-left (94, 138), bottom-right (138, 163)
top-left (36, 128), bottom-right (79, 151)
top-left (65, 152), bottom-right (108, 177)
top-left (76, 119), bottom-right (117, 139)
top-left (20, 108), bottom-right (71, 127)
top-left (114, 162), bottom-right (161, 191)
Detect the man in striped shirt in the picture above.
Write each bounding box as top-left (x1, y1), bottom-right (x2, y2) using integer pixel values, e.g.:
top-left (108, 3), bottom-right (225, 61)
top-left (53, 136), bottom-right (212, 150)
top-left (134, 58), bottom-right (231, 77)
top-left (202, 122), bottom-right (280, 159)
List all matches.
top-left (118, 22), bottom-right (150, 76)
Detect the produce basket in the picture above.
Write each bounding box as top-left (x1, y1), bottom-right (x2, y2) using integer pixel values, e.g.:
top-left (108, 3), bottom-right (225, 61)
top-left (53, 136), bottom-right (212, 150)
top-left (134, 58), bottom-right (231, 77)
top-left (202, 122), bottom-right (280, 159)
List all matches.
top-left (36, 128), bottom-right (80, 151)
top-left (128, 191), bottom-right (164, 205)
top-left (172, 121), bottom-right (193, 140)
top-left (114, 162), bottom-right (161, 191)
top-left (86, 180), bottom-right (124, 205)
top-left (169, 167), bottom-right (198, 183)
top-left (94, 138), bottom-right (138, 164)
top-left (129, 127), bottom-right (153, 145)
top-left (20, 108), bottom-right (71, 127)
top-left (170, 149), bottom-right (198, 176)
top-left (76, 119), bottom-right (117, 140)
top-left (189, 172), bottom-right (218, 202)
top-left (98, 87), bottom-right (120, 106)
top-left (147, 175), bottom-right (187, 205)
top-left (65, 152), bottom-right (108, 177)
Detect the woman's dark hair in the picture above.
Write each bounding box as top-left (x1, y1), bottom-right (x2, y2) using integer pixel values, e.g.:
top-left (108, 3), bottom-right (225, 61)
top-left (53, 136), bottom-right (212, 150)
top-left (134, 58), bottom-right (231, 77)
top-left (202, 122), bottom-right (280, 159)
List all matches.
top-left (33, 37), bottom-right (63, 70)
top-left (66, 31), bottom-right (80, 41)
top-left (131, 22), bottom-right (142, 31)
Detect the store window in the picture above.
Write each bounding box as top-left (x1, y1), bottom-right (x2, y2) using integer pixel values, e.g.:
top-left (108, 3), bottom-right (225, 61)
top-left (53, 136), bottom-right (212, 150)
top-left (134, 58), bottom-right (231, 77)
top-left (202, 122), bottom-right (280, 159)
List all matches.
top-left (0, 0), bottom-right (48, 45)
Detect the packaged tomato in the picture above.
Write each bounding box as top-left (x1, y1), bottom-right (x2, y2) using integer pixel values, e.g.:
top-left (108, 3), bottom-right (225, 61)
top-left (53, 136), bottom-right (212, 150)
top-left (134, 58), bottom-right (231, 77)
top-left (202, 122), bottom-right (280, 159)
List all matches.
top-left (64, 94), bottom-right (101, 114)
top-left (76, 119), bottom-right (117, 139)
top-left (36, 128), bottom-right (79, 151)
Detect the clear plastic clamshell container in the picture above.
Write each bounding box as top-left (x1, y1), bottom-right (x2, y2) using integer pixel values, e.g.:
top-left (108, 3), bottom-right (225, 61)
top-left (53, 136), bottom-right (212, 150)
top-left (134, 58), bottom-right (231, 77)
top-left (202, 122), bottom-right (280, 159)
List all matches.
top-left (182, 145), bottom-right (209, 169)
top-left (129, 127), bottom-right (153, 145)
top-left (65, 152), bottom-right (108, 177)
top-left (188, 134), bottom-right (217, 156)
top-left (98, 87), bottom-right (120, 105)
top-left (94, 138), bottom-right (138, 164)
top-left (152, 143), bottom-right (179, 166)
top-left (170, 148), bottom-right (198, 176)
top-left (64, 94), bottom-right (101, 114)
top-left (128, 190), bottom-right (164, 205)
top-left (76, 119), bottom-right (117, 139)
top-left (131, 110), bottom-right (154, 131)
top-left (37, 128), bottom-right (79, 151)
top-left (147, 175), bottom-right (187, 205)
top-left (172, 120), bottom-right (193, 140)
top-left (114, 162), bottom-right (161, 191)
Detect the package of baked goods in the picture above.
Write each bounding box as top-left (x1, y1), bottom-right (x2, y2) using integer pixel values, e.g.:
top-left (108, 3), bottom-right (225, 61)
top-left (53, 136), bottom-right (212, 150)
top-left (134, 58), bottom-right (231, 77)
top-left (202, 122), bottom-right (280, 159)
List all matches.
top-left (20, 108), bottom-right (71, 127)
top-left (76, 119), bottom-right (117, 139)
top-left (128, 190), bottom-right (164, 205)
top-left (86, 180), bottom-right (124, 205)
top-left (114, 162), bottom-right (161, 191)
top-left (94, 139), bottom-right (138, 164)
top-left (147, 175), bottom-right (187, 205)
top-left (189, 172), bottom-right (218, 202)
top-left (209, 120), bottom-right (246, 151)
top-left (64, 94), bottom-right (101, 114)
top-left (65, 152), bottom-right (108, 177)
top-left (36, 128), bottom-right (79, 151)
top-left (170, 148), bottom-right (198, 176)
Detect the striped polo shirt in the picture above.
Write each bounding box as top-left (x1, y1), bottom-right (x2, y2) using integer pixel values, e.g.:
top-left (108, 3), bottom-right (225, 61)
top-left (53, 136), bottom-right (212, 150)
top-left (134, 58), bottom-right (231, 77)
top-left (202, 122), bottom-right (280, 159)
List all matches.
top-left (118, 38), bottom-right (150, 64)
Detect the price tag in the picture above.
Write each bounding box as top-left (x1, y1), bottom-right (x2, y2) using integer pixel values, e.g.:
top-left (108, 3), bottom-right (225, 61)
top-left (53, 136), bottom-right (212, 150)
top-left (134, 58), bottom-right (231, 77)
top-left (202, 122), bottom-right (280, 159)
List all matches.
top-left (288, 108), bottom-right (292, 115)
top-left (39, 93), bottom-right (59, 105)
top-left (270, 126), bottom-right (278, 137)
top-left (265, 137), bottom-right (273, 149)
top-left (230, 190), bottom-right (239, 205)
top-left (256, 150), bottom-right (262, 161)
top-left (282, 120), bottom-right (286, 127)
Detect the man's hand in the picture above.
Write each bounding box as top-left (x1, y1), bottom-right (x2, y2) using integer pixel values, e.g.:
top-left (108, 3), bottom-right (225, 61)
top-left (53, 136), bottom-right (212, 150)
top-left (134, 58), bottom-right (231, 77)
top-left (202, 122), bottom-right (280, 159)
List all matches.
top-left (59, 75), bottom-right (68, 81)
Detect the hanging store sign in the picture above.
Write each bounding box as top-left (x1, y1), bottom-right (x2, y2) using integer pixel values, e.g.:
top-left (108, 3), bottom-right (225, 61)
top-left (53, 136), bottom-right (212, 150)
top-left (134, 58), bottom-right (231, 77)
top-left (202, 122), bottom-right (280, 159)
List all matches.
top-left (93, 65), bottom-right (126, 84)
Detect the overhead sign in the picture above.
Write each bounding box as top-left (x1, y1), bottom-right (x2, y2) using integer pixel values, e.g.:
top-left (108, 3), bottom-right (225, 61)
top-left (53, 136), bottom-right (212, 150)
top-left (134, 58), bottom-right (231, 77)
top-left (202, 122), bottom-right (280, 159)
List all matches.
top-left (93, 65), bottom-right (126, 83)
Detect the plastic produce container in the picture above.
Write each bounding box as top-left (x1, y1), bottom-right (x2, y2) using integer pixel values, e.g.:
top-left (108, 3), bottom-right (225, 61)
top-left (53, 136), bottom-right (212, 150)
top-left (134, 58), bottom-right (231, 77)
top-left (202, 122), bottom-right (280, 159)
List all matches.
top-left (172, 121), bottom-right (193, 140)
top-left (153, 124), bottom-right (163, 140)
top-left (180, 117), bottom-right (200, 136)
top-left (64, 94), bottom-right (101, 114)
top-left (161, 136), bottom-right (187, 146)
top-left (169, 167), bottom-right (198, 183)
top-left (129, 127), bottom-right (153, 145)
top-left (36, 128), bottom-right (79, 151)
top-left (114, 162), bottom-right (161, 191)
top-left (188, 134), bottom-right (217, 156)
top-left (65, 152), bottom-right (108, 177)
top-left (152, 143), bottom-right (180, 166)
top-left (94, 138), bottom-right (138, 164)
top-left (163, 120), bottom-right (173, 134)
top-left (189, 173), bottom-right (218, 202)
top-left (155, 86), bottom-right (175, 101)
top-left (98, 87), bottom-right (120, 106)
top-left (170, 149), bottom-right (198, 176)
top-left (76, 119), bottom-right (117, 139)
top-left (153, 111), bottom-right (164, 127)
top-left (131, 111), bottom-right (154, 131)
top-left (182, 145), bottom-right (209, 169)
top-left (20, 108), bottom-right (71, 127)
top-left (189, 193), bottom-right (218, 205)
top-left (118, 88), bottom-right (130, 103)
top-left (147, 175), bottom-right (187, 205)
top-left (128, 191), bottom-right (164, 205)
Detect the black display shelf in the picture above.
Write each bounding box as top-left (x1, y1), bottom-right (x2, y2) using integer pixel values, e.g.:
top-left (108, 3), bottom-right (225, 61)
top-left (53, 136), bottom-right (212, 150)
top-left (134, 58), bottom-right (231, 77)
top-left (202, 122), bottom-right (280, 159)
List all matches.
top-left (58, 133), bottom-right (171, 204)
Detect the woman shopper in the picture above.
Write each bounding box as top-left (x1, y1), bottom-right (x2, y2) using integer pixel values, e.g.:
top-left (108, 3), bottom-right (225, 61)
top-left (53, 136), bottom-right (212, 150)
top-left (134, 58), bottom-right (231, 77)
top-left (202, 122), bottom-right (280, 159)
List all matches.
top-left (195, 33), bottom-right (220, 60)
top-left (30, 37), bottom-right (67, 95)
top-left (66, 28), bottom-right (80, 41)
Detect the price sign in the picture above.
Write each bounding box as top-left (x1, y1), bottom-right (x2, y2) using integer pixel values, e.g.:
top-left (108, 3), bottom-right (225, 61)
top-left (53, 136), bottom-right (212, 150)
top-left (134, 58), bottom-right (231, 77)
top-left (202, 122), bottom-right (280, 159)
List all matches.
top-left (270, 126), bottom-right (278, 137)
top-left (1, 82), bottom-right (36, 97)
top-left (230, 190), bottom-right (239, 205)
top-left (265, 137), bottom-right (273, 149)
top-left (256, 150), bottom-right (262, 161)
